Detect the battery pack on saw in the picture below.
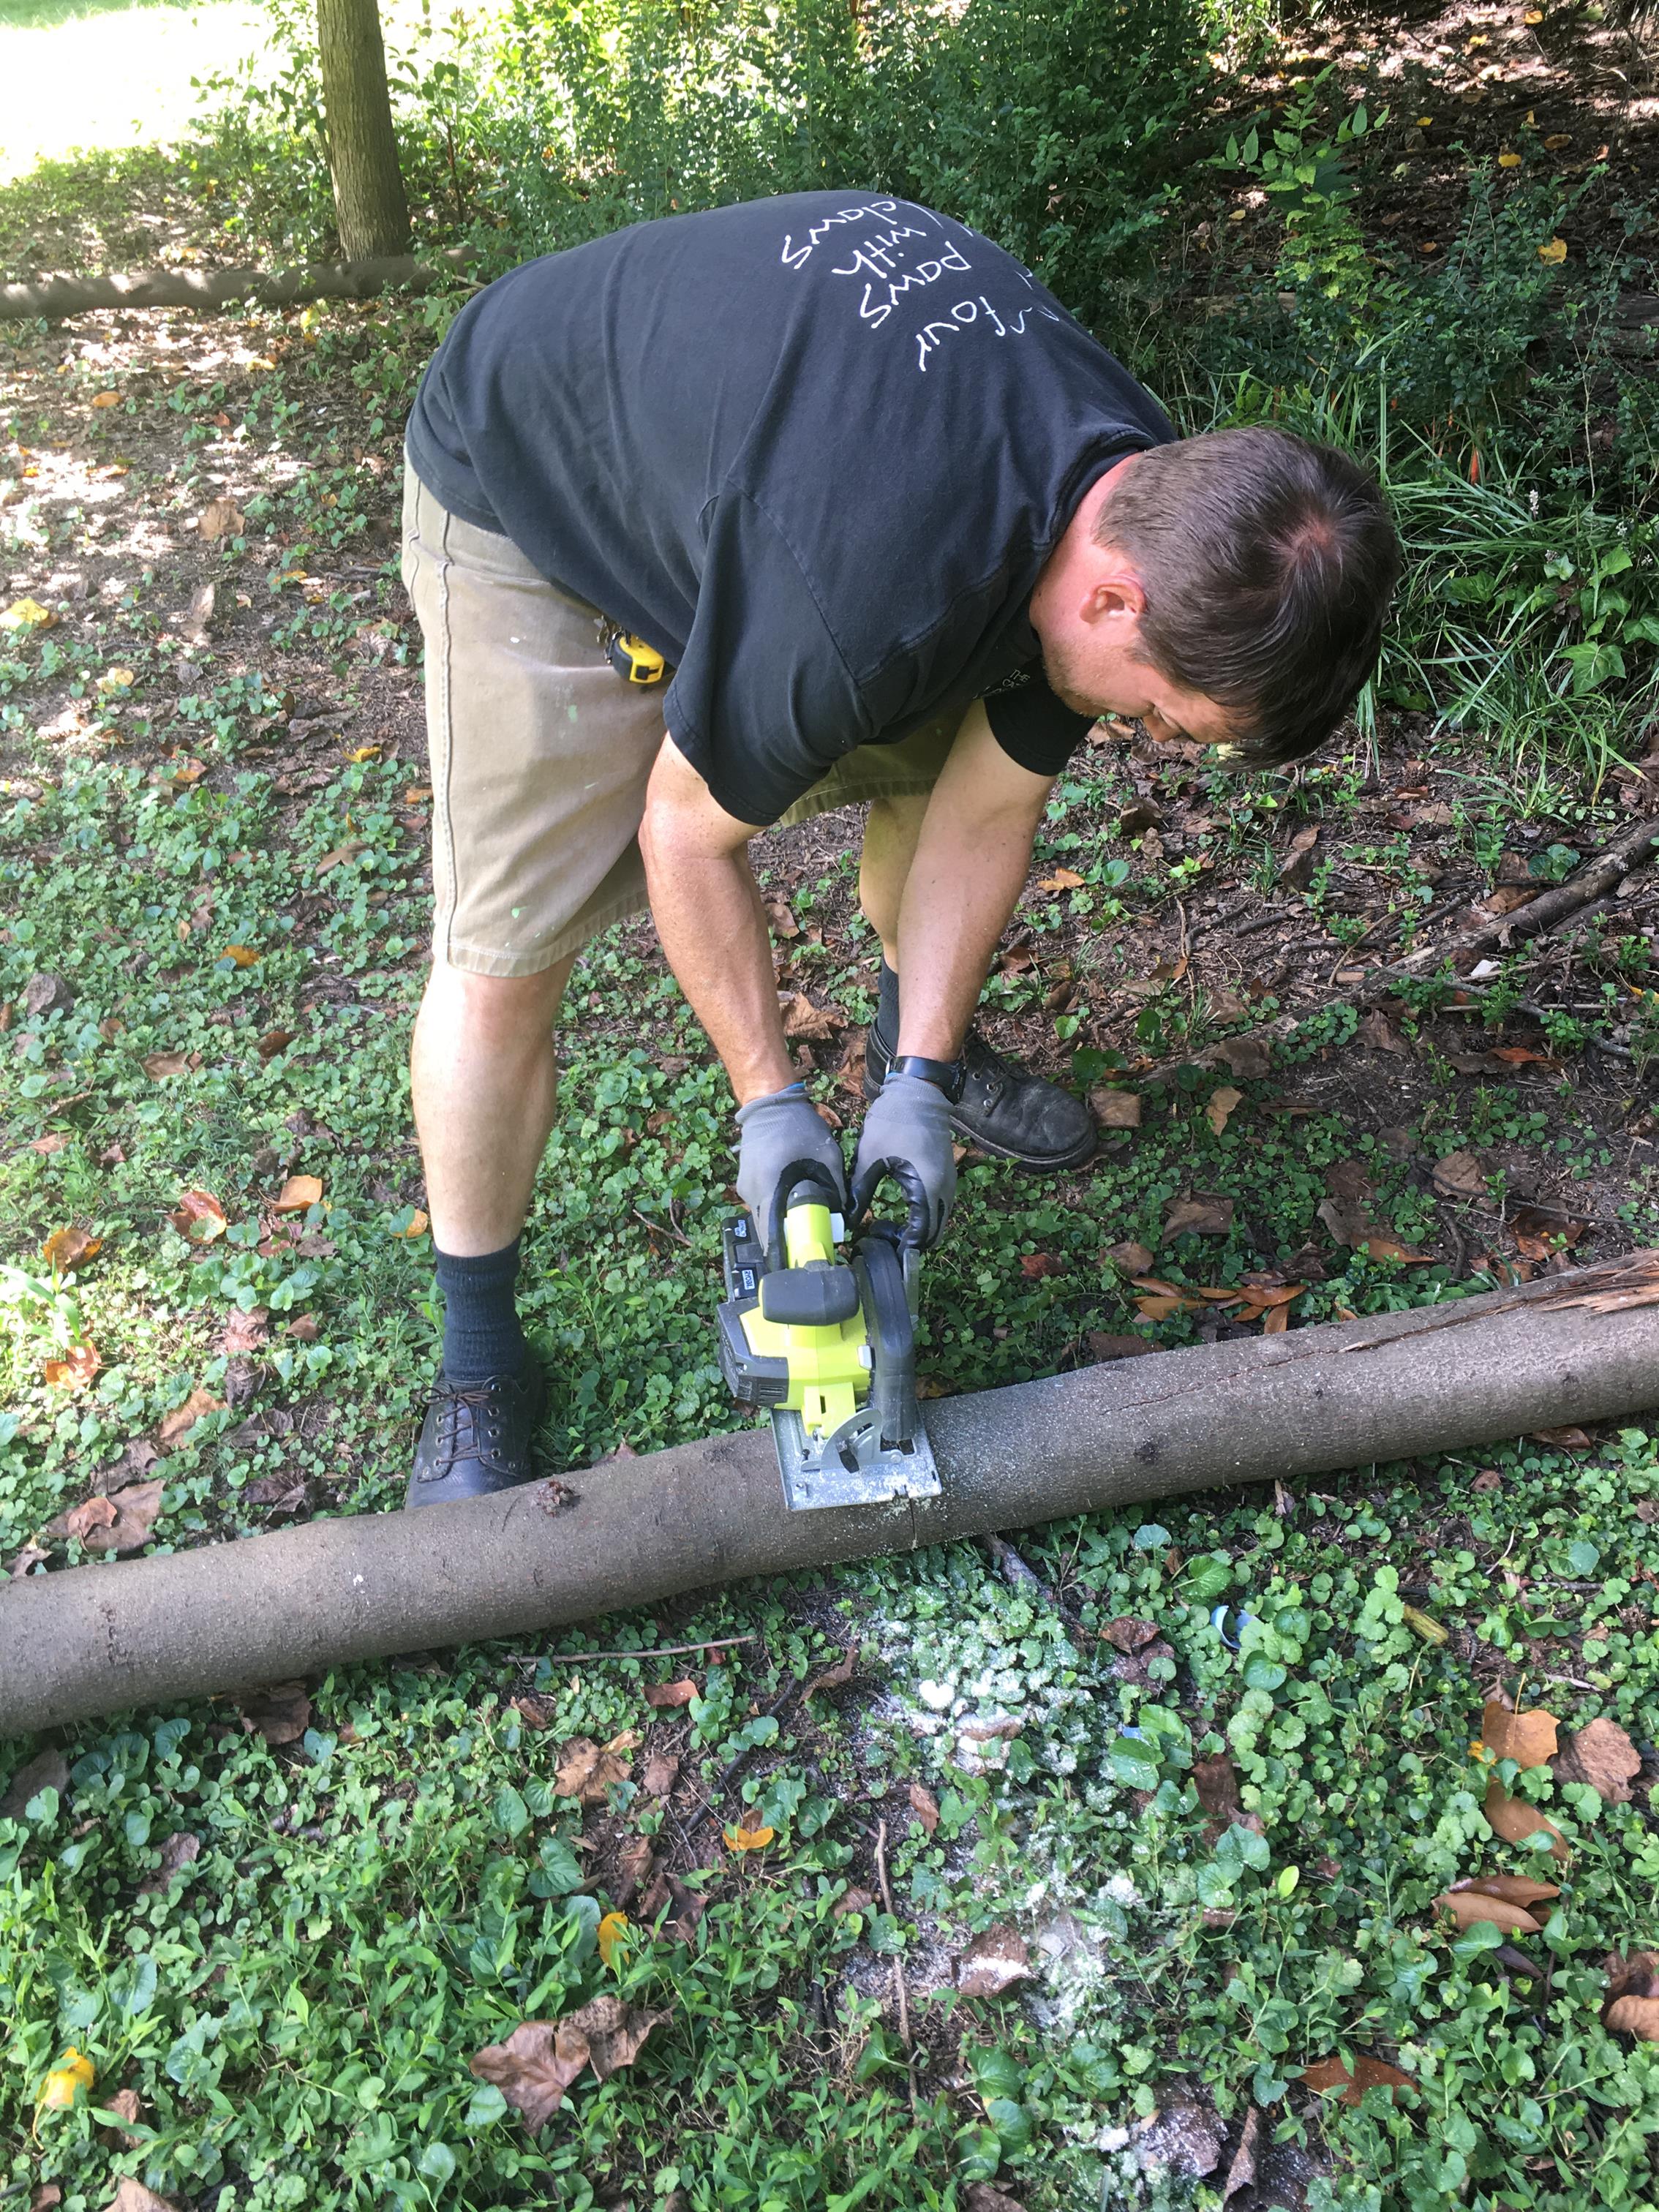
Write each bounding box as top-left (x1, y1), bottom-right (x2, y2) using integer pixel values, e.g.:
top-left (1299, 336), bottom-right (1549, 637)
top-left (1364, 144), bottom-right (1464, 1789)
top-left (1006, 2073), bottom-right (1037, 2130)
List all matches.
top-left (717, 1170), bottom-right (939, 1513)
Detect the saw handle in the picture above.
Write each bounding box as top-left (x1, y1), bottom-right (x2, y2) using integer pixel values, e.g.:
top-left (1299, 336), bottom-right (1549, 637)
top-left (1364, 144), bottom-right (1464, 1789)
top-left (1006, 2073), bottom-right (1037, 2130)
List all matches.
top-left (764, 1158), bottom-right (847, 1271)
top-left (848, 1157), bottom-right (932, 1252)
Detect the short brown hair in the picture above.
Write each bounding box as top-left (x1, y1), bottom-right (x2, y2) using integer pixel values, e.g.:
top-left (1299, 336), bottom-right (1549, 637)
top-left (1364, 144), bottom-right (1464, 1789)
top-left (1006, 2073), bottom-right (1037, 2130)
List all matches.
top-left (1094, 425), bottom-right (1401, 763)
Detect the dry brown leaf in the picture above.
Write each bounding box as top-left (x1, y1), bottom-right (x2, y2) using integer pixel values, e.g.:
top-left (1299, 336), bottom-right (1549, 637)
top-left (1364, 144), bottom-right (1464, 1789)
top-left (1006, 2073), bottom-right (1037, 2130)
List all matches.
top-left (136, 1831), bottom-right (201, 1897)
top-left (1482, 885), bottom-right (1536, 917)
top-left (31, 2186), bottom-right (62, 2211)
top-left (100, 2086), bottom-right (144, 2145)
top-left (802, 1642), bottom-right (858, 1701)
top-left (1086, 1331), bottom-right (1153, 1361)
top-left (238, 1682), bottom-right (311, 1746)
top-left (274, 1174), bottom-right (323, 1214)
top-left (143, 1050), bottom-right (190, 1080)
top-left (41, 1224), bottom-right (102, 1274)
top-left (643, 1678), bottom-right (697, 1709)
top-left (1164, 1196), bottom-right (1234, 1240)
top-left (1459, 1873), bottom-right (1560, 1908)
top-left (1434, 1889), bottom-right (1543, 1934)
top-left (1551, 1717), bottom-right (1641, 1805)
top-left (1090, 1086), bottom-right (1142, 1129)
top-left (169, 1189), bottom-right (227, 1244)
top-left (1103, 1239), bottom-right (1155, 1276)
top-left (1019, 1252), bottom-right (1064, 1279)
top-left (1102, 1617), bottom-right (1160, 1654)
top-left (1135, 1294), bottom-right (1199, 1321)
top-left (1432, 1150), bottom-right (1489, 1203)
top-left (1038, 865), bottom-right (1085, 892)
top-left (44, 1340), bottom-right (102, 1391)
top-left (1606, 1995), bottom-right (1659, 2039)
top-left (964, 2186), bottom-right (1029, 2212)
top-left (1215, 1031), bottom-right (1274, 1080)
top-left (1299, 2055), bottom-right (1415, 2105)
top-left (219, 1307), bottom-right (270, 1356)
top-left (955, 1924), bottom-right (1032, 1996)
top-left (86, 1480), bottom-right (165, 1554)
top-left (764, 897), bottom-right (800, 940)
top-left (30, 1132), bottom-right (72, 1154)
top-left (1278, 826), bottom-right (1320, 891)
top-left (1356, 1007), bottom-right (1410, 1056)
top-left (908, 1782), bottom-right (941, 1835)
top-left (256, 1027), bottom-right (295, 1061)
top-left (1483, 1777), bottom-right (1569, 1861)
top-left (315, 840), bottom-right (366, 875)
top-left (554, 1737), bottom-right (631, 1804)
top-left (107, 2186), bottom-right (181, 2212)
top-left (780, 992), bottom-right (844, 1042)
top-left (833, 1885), bottom-right (877, 1919)
top-left (640, 1749), bottom-right (680, 1797)
top-left (48, 1494), bottom-right (117, 1544)
top-left (1220, 2105), bottom-right (1262, 2205)
top-left (156, 1388), bottom-right (225, 1450)
top-left (1482, 1701), bottom-right (1560, 1768)
top-left (198, 497), bottom-right (246, 541)
top-left (1205, 1085), bottom-right (1244, 1136)
top-left (614, 1836), bottom-right (655, 1909)
top-left (1190, 1751), bottom-right (1264, 1841)
top-left (1, 1748), bottom-right (69, 1818)
top-left (470, 1998), bottom-right (671, 2132)
top-left (1603, 1953), bottom-right (1659, 2038)
top-left (1261, 1304), bottom-right (1290, 1335)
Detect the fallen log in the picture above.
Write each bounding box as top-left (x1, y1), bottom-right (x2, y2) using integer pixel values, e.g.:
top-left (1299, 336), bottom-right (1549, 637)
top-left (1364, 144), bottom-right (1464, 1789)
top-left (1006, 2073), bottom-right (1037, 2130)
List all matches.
top-left (3, 1252), bottom-right (1657, 1739)
top-left (0, 248), bottom-right (478, 323)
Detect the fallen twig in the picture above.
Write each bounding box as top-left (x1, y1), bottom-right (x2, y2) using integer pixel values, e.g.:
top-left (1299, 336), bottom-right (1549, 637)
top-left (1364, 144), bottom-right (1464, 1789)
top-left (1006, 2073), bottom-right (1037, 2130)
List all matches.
top-left (872, 1816), bottom-right (916, 2094)
top-left (508, 1633), bottom-right (756, 1666)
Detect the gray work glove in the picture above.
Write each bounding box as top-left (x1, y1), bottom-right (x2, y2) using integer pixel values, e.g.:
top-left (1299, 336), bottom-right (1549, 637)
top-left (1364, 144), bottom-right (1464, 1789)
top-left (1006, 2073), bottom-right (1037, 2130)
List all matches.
top-left (853, 1072), bottom-right (957, 1250)
top-left (734, 1086), bottom-right (848, 1244)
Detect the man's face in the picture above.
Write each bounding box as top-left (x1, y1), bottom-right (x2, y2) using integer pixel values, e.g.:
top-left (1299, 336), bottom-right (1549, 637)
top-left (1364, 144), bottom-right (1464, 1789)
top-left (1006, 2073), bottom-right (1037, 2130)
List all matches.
top-left (1028, 490), bottom-right (1237, 750)
top-left (1037, 621), bottom-right (1233, 750)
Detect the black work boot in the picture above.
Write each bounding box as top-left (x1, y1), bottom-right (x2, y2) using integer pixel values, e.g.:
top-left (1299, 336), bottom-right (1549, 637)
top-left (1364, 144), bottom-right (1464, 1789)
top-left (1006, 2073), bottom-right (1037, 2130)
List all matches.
top-left (865, 1026), bottom-right (1096, 1171)
top-left (404, 1366), bottom-right (548, 1510)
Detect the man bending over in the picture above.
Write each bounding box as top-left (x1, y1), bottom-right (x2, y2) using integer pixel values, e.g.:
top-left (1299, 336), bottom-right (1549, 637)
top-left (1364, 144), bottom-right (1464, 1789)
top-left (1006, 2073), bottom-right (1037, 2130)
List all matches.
top-left (398, 191), bottom-right (1400, 1508)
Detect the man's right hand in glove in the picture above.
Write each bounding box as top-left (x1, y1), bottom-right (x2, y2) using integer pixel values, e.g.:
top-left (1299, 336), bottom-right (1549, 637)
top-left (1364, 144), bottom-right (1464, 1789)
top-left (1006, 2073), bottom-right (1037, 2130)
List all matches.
top-left (734, 1083), bottom-right (848, 1236)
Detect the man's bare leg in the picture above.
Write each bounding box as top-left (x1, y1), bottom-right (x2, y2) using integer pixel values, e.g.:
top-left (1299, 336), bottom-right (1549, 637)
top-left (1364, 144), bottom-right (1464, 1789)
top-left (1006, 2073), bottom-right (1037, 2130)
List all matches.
top-left (411, 954), bottom-right (576, 1255)
top-left (857, 791), bottom-right (931, 966)
top-left (405, 953), bottom-right (575, 1508)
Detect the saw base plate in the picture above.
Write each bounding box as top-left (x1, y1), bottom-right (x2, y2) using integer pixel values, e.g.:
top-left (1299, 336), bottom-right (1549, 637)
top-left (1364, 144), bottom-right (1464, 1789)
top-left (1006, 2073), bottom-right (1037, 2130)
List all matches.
top-left (771, 1406), bottom-right (941, 1512)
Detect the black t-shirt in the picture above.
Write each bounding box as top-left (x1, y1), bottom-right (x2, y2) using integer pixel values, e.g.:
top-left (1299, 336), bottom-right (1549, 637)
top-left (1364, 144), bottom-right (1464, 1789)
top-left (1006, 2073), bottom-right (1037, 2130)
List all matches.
top-left (406, 192), bottom-right (1176, 824)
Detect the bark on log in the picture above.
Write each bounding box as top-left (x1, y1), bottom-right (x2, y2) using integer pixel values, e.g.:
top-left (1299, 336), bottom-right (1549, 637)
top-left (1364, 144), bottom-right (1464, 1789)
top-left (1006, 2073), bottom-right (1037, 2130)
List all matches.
top-left (3, 1253), bottom-right (1657, 1739)
top-left (0, 251), bottom-right (475, 324)
top-left (317, 0), bottom-right (409, 261)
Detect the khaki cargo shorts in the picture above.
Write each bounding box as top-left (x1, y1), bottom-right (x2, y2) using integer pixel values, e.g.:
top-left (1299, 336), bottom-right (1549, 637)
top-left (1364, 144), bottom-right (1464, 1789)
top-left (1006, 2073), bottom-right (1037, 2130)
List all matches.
top-left (400, 462), bottom-right (963, 978)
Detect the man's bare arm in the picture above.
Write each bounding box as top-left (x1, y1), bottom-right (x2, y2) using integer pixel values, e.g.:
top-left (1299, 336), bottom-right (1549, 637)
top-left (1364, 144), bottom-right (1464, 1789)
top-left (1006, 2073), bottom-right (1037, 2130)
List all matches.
top-left (638, 736), bottom-right (795, 1105)
top-left (892, 701), bottom-right (1054, 1060)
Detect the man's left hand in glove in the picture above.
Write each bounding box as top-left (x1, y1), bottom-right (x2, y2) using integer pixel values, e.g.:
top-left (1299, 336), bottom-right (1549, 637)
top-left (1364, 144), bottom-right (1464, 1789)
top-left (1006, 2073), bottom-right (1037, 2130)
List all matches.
top-left (852, 1064), bottom-right (958, 1249)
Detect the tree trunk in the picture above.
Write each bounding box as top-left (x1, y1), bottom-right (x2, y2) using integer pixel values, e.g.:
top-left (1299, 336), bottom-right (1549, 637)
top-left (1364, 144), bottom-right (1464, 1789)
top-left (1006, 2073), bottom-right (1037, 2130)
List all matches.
top-left (316, 0), bottom-right (409, 262)
top-left (3, 1253), bottom-right (1656, 1740)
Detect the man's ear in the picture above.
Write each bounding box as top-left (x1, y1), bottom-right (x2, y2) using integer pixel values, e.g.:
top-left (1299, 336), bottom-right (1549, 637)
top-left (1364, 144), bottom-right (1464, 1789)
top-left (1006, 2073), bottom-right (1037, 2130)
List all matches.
top-left (1083, 551), bottom-right (1148, 627)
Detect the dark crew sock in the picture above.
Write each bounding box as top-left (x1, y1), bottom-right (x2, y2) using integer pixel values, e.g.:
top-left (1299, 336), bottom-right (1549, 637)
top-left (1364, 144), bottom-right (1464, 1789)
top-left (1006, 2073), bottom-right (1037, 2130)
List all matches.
top-left (434, 1236), bottom-right (530, 1384)
top-left (875, 959), bottom-right (901, 1053)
